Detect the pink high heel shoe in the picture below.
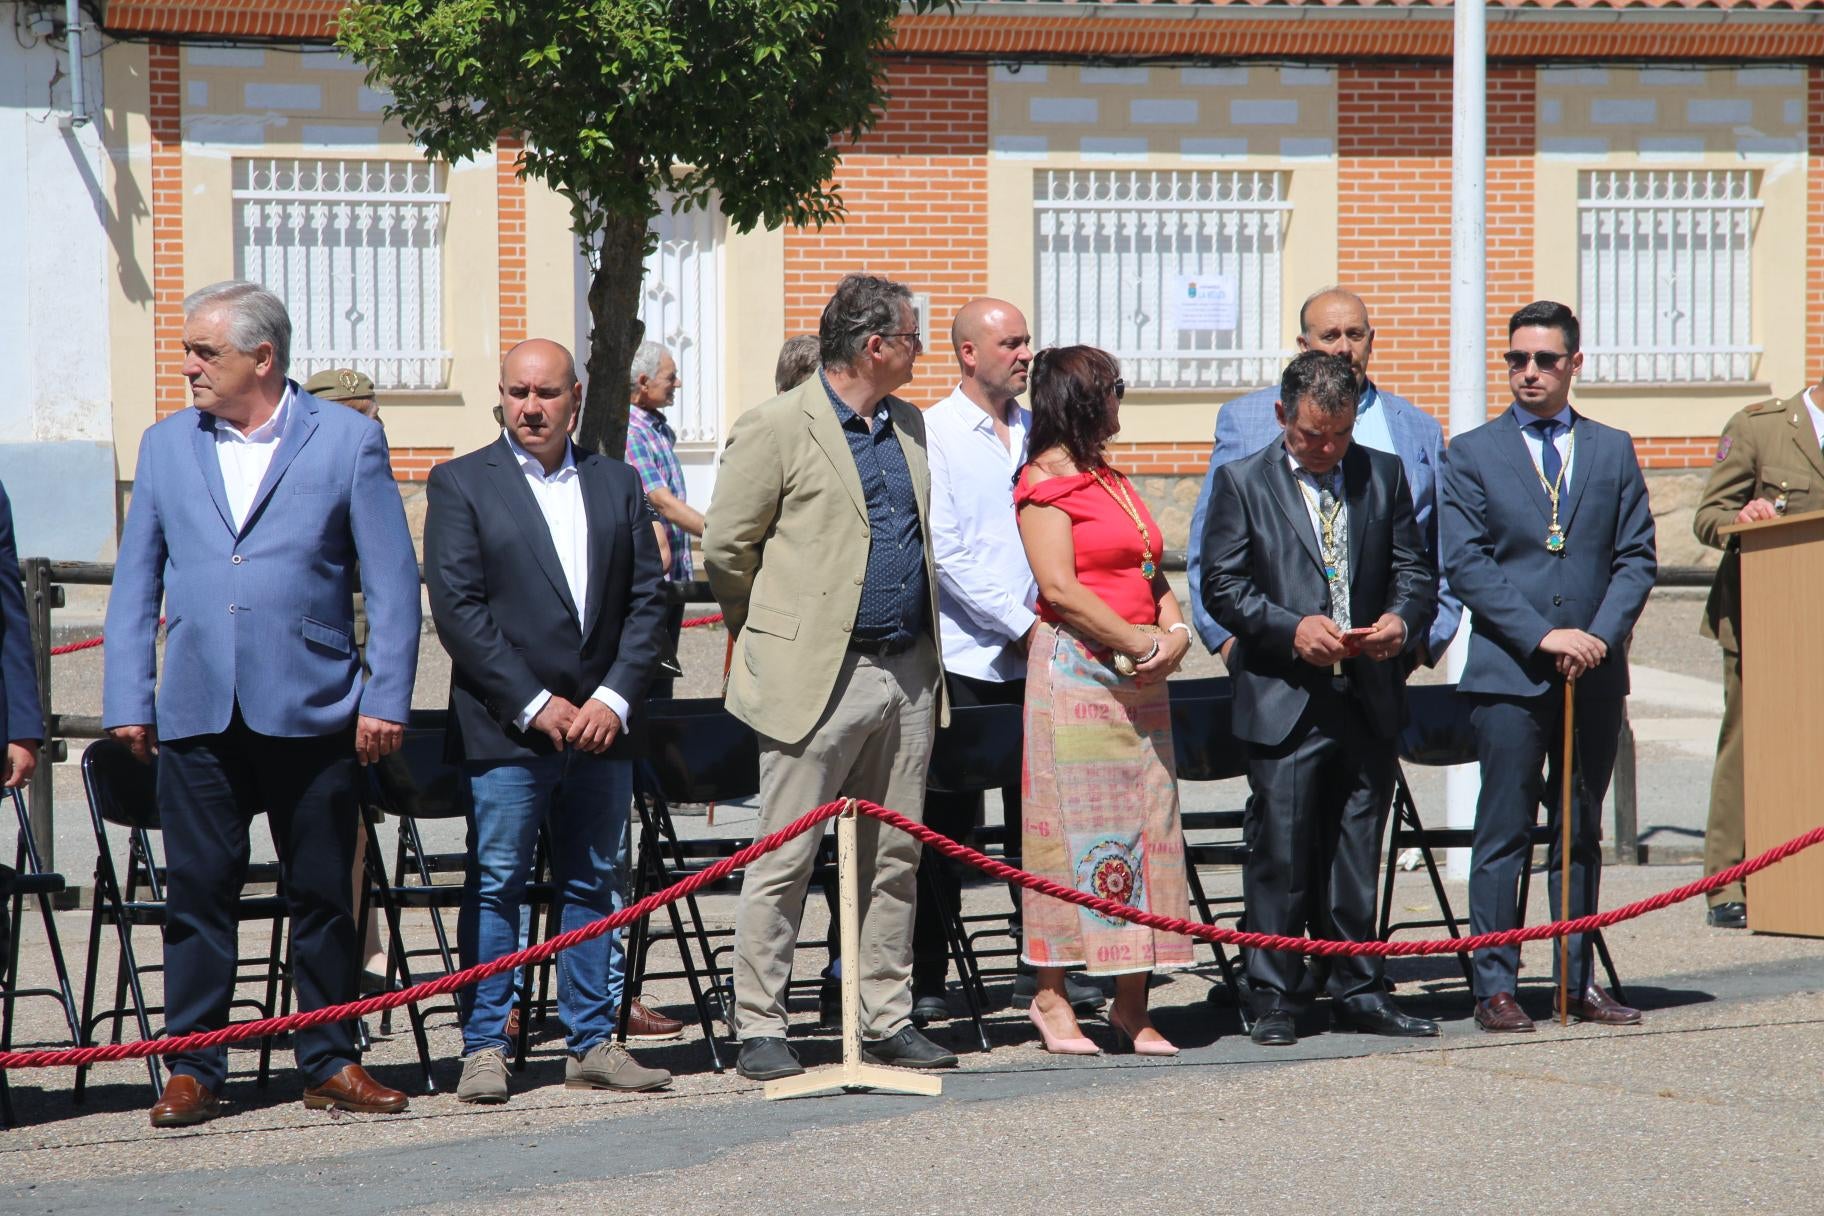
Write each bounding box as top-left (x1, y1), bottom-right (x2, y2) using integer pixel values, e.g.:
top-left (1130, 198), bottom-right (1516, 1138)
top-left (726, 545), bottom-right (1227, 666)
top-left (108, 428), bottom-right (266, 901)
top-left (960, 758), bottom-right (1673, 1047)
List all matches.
top-left (1027, 1005), bottom-right (1101, 1056)
top-left (1108, 1007), bottom-right (1179, 1057)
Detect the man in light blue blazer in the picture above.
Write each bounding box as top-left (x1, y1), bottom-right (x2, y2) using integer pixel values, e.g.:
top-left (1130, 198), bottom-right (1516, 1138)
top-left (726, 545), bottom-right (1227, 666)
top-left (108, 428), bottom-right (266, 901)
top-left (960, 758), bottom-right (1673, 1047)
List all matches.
top-left (103, 281), bottom-right (421, 1127)
top-left (1441, 301), bottom-right (1656, 1034)
top-left (1188, 288), bottom-right (1461, 664)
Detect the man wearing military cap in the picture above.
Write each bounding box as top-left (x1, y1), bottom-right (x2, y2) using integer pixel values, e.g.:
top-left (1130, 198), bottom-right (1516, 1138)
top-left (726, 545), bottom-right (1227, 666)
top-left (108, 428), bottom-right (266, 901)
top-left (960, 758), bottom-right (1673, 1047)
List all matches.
top-left (1692, 373), bottom-right (1824, 930)
top-left (303, 368), bottom-right (379, 420)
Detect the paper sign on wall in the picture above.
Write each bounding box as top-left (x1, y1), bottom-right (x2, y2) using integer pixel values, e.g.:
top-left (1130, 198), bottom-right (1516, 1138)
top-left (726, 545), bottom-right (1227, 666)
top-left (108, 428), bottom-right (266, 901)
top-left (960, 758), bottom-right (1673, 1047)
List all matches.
top-left (1173, 274), bottom-right (1238, 332)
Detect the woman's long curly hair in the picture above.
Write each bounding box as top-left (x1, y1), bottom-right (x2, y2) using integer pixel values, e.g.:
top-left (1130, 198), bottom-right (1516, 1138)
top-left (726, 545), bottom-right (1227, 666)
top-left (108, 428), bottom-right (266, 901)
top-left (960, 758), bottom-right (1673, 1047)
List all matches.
top-left (1020, 345), bottom-right (1121, 479)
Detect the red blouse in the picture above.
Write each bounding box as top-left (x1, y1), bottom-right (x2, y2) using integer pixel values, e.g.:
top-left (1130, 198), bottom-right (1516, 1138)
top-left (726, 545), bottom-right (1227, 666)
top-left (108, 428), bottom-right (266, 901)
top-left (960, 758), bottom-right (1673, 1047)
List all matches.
top-left (1015, 467), bottom-right (1161, 627)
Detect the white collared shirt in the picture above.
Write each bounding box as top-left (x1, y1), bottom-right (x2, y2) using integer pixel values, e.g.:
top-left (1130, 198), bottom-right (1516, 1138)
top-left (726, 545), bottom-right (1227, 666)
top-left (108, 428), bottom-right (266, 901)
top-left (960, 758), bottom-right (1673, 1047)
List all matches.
top-left (1804, 387), bottom-right (1824, 449)
top-left (1516, 401), bottom-right (1576, 490)
top-left (214, 384), bottom-right (293, 531)
top-left (925, 384), bottom-right (1037, 682)
top-left (501, 430), bottom-right (631, 734)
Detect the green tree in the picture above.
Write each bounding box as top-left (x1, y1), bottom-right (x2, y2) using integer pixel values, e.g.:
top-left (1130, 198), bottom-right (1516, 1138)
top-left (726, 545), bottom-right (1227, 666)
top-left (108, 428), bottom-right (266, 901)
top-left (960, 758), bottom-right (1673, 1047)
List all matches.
top-left (337, 0), bottom-right (947, 458)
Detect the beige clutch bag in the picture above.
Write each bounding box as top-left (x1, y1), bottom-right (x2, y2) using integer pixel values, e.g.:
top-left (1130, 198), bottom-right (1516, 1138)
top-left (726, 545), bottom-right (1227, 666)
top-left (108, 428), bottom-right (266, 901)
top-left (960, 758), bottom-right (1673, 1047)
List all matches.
top-left (1112, 624), bottom-right (1162, 678)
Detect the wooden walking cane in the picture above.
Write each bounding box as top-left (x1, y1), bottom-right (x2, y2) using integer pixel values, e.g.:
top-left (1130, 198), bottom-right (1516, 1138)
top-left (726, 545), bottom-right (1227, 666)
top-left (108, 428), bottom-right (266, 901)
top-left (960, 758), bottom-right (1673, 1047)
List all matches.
top-left (1558, 676), bottom-right (1576, 1027)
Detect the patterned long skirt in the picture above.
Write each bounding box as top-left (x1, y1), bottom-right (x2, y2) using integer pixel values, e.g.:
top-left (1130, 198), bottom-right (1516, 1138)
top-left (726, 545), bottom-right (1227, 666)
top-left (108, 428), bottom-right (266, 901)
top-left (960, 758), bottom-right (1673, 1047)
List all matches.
top-left (1019, 622), bottom-right (1194, 975)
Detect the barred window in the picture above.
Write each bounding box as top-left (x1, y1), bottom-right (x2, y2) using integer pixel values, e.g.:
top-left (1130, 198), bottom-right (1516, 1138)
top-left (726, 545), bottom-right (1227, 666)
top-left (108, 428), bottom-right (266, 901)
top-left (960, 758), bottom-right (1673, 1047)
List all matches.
top-left (1578, 169), bottom-right (1762, 385)
top-left (1033, 169), bottom-right (1291, 390)
top-left (639, 196), bottom-right (725, 446)
top-left (234, 158), bottom-right (451, 391)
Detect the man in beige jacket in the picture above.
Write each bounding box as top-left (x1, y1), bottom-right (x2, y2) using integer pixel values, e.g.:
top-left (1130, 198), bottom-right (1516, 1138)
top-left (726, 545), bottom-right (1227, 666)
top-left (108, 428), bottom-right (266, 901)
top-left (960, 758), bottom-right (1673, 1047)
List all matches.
top-left (705, 273), bottom-right (952, 1082)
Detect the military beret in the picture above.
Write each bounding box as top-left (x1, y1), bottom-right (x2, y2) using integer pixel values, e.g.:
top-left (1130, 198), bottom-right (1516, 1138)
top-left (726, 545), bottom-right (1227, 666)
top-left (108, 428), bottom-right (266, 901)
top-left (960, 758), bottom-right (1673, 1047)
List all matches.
top-left (302, 368), bottom-right (376, 402)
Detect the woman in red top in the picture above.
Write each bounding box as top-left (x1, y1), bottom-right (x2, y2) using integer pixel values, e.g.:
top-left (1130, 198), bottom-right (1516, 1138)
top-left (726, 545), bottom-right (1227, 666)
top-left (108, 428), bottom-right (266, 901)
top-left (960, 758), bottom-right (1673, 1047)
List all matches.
top-left (1013, 346), bottom-right (1195, 1056)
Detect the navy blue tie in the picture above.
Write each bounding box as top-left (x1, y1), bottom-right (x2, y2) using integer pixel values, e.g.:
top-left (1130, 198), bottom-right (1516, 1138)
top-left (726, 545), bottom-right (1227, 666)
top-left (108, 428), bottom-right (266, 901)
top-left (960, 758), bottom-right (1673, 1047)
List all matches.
top-left (1530, 419), bottom-right (1563, 485)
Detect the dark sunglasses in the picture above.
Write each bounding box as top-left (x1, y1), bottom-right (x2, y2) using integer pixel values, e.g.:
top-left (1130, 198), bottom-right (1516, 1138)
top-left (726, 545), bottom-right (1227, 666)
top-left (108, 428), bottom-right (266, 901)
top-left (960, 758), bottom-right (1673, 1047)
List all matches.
top-left (1113, 378), bottom-right (1126, 400)
top-left (1503, 349), bottom-right (1570, 374)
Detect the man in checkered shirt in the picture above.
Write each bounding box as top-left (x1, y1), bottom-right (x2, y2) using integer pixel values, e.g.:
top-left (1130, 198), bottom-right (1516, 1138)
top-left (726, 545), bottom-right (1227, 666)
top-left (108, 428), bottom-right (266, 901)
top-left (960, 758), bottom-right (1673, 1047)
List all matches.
top-left (624, 340), bottom-right (703, 697)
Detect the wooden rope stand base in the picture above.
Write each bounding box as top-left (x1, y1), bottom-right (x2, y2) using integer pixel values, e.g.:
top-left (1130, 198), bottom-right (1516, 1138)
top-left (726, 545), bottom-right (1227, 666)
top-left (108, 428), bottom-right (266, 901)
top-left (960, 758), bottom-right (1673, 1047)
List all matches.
top-left (765, 802), bottom-right (942, 1100)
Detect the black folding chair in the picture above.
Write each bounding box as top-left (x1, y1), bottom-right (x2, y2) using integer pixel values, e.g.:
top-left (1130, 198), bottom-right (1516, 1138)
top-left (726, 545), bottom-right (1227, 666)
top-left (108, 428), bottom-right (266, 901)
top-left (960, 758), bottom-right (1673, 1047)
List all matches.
top-left (1167, 677), bottom-right (1252, 1023)
top-left (622, 697), bottom-right (762, 1072)
top-left (923, 700), bottom-right (1025, 1052)
top-left (1383, 683), bottom-right (1625, 999)
top-left (0, 788), bottom-right (82, 1126)
top-left (75, 739), bottom-right (286, 1101)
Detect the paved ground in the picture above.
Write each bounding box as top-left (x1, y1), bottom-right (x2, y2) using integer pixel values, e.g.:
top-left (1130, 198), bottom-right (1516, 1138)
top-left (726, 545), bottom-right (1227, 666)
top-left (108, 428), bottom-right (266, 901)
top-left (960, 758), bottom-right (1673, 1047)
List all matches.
top-left (10, 581), bottom-right (1816, 1212)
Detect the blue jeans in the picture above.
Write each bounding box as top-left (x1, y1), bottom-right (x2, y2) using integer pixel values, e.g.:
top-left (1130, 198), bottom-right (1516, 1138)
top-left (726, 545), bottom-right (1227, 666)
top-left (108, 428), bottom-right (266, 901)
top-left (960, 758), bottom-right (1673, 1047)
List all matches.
top-left (457, 751), bottom-right (631, 1056)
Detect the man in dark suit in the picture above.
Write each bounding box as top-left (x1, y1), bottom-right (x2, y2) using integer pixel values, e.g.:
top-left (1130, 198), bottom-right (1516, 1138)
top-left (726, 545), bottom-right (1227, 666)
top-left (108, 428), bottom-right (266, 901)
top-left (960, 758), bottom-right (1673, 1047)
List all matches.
top-left (1441, 300), bottom-right (1657, 1033)
top-left (425, 338), bottom-right (672, 1103)
top-left (1202, 351), bottom-right (1438, 1047)
top-left (0, 484), bottom-right (41, 793)
top-left (103, 281), bottom-right (420, 1127)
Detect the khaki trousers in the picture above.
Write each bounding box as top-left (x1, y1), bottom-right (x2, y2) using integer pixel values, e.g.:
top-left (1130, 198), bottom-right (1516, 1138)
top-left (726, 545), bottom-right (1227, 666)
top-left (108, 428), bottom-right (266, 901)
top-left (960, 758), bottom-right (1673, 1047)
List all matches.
top-left (1704, 645), bottom-right (1745, 906)
top-left (732, 640), bottom-right (938, 1041)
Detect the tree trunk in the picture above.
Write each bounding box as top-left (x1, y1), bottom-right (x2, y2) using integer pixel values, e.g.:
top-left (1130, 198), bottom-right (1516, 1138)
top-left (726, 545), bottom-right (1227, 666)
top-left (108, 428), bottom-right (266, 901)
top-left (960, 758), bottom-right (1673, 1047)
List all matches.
top-left (576, 210), bottom-right (651, 460)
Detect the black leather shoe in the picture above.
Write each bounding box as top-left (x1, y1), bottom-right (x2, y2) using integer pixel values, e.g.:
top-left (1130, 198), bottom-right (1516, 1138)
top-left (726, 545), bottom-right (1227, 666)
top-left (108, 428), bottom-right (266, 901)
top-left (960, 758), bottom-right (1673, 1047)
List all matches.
top-left (1249, 1008), bottom-right (1297, 1047)
top-left (862, 1025), bottom-right (959, 1069)
top-left (1706, 902), bottom-right (1747, 930)
top-left (736, 1036), bottom-right (804, 1082)
top-left (1010, 970), bottom-right (1106, 1016)
top-left (1334, 996), bottom-right (1439, 1038)
top-left (909, 993), bottom-right (951, 1028)
top-left (815, 978), bottom-right (841, 1028)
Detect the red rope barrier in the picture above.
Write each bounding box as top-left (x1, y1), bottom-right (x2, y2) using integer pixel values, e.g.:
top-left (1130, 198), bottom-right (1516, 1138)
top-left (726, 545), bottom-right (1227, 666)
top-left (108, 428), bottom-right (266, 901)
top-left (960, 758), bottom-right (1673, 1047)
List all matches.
top-left (4, 796), bottom-right (1819, 1071)
top-left (859, 801), bottom-right (1824, 958)
top-left (680, 612), bottom-right (723, 629)
top-left (0, 798), bottom-right (849, 1070)
top-left (47, 617), bottom-right (165, 657)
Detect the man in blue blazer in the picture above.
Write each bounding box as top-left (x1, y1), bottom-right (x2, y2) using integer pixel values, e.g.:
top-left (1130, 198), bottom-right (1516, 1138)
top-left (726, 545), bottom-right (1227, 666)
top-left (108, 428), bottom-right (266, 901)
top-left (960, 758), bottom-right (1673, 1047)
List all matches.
top-left (1441, 301), bottom-right (1656, 1033)
top-left (1188, 288), bottom-right (1461, 665)
top-left (103, 281), bottom-right (421, 1126)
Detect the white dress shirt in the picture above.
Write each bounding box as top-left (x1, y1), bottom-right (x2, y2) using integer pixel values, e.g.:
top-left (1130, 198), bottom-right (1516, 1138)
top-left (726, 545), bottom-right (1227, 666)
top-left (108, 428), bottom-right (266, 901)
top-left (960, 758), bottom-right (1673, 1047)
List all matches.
top-left (925, 384), bottom-right (1037, 682)
top-left (1804, 387), bottom-right (1824, 449)
top-left (214, 384), bottom-right (293, 531)
top-left (501, 430), bottom-right (631, 734)
top-left (1516, 401), bottom-right (1576, 490)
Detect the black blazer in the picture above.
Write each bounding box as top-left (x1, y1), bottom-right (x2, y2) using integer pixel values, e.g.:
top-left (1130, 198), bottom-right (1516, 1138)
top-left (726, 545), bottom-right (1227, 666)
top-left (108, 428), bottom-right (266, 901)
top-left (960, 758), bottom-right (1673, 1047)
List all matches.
top-left (424, 437), bottom-right (668, 762)
top-left (1200, 441), bottom-right (1436, 748)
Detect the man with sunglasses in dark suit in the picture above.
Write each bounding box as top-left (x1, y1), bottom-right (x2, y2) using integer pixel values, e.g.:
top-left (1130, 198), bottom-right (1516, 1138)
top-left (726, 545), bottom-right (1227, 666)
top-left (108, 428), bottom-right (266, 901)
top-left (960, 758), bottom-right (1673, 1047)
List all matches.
top-left (1440, 301), bottom-right (1657, 1034)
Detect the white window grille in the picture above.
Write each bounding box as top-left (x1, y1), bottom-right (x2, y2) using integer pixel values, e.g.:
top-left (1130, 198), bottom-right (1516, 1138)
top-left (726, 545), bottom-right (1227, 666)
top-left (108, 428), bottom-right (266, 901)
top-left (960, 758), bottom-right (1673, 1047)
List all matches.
top-left (640, 196), bottom-right (724, 446)
top-left (1578, 169), bottom-right (1762, 385)
top-left (233, 158), bottom-right (451, 391)
top-left (1034, 169), bottom-right (1291, 390)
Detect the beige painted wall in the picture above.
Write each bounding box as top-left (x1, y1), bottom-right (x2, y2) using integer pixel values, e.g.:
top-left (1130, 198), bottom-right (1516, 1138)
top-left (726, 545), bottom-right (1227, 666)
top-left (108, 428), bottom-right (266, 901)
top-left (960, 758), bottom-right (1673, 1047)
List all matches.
top-left (988, 64), bottom-right (1339, 446)
top-left (104, 43), bottom-right (155, 480)
top-left (1535, 65), bottom-right (1807, 435)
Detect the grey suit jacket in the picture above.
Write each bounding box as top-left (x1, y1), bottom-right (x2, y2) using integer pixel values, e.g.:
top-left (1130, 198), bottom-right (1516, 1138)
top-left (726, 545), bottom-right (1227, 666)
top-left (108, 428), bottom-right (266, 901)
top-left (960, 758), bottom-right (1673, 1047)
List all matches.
top-left (1187, 381), bottom-right (1459, 659)
top-left (1203, 441), bottom-right (1435, 747)
top-left (1439, 405), bottom-right (1657, 701)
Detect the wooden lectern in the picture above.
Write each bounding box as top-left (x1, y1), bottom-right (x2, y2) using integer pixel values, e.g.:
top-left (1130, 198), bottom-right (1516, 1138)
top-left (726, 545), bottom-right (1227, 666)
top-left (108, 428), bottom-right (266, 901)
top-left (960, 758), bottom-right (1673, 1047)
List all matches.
top-left (1718, 507), bottom-right (1824, 937)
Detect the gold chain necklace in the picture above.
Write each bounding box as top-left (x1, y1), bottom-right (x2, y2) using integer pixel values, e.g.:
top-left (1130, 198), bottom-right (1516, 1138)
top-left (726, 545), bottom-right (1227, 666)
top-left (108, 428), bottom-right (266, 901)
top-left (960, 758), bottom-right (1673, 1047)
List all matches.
top-left (1294, 475), bottom-right (1346, 583)
top-left (1089, 468), bottom-right (1157, 580)
top-left (1530, 427), bottom-right (1576, 553)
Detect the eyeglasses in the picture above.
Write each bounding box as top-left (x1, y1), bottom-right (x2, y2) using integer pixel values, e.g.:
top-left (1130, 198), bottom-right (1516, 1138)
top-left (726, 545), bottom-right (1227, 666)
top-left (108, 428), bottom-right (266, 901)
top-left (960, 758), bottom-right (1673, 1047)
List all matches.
top-left (1503, 349), bottom-right (1571, 374)
top-left (881, 331), bottom-right (923, 351)
top-left (1113, 378), bottom-right (1126, 400)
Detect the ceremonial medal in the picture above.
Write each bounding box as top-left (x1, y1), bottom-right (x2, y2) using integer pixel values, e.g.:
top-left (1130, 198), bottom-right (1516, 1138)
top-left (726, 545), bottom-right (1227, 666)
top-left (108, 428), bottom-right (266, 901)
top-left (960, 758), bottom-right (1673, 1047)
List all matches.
top-left (1090, 468), bottom-right (1158, 581)
top-left (1532, 429), bottom-right (1576, 556)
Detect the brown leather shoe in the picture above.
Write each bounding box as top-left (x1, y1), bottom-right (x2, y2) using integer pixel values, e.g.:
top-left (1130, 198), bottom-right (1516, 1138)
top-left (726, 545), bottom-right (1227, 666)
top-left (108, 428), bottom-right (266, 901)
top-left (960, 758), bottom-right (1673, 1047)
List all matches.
top-left (1557, 985), bottom-right (1642, 1026)
top-left (302, 1064), bottom-right (409, 1114)
top-left (625, 997), bottom-right (685, 1042)
top-left (150, 1074), bottom-right (220, 1127)
top-left (504, 1006), bottom-right (523, 1044)
top-left (1474, 992), bottom-right (1536, 1033)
